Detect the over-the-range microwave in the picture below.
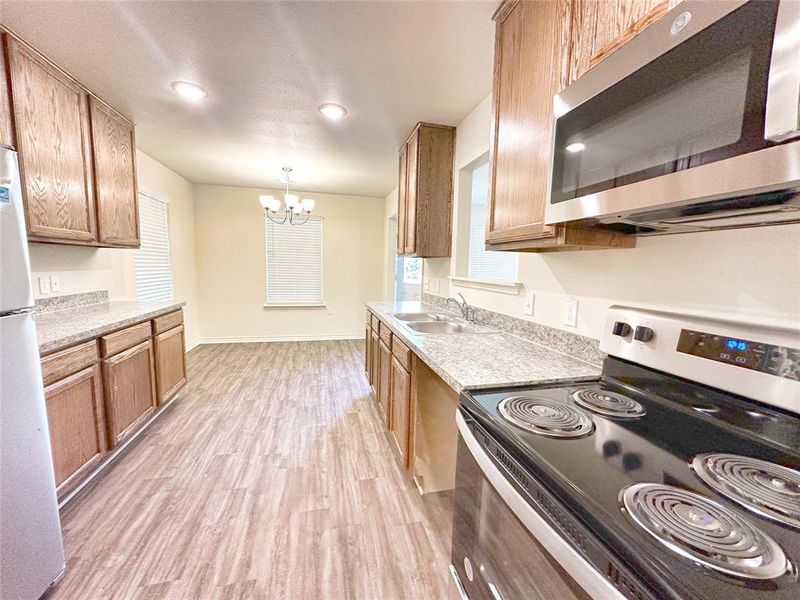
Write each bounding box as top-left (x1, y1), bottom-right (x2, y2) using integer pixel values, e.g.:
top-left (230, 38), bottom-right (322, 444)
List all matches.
top-left (545, 0), bottom-right (800, 235)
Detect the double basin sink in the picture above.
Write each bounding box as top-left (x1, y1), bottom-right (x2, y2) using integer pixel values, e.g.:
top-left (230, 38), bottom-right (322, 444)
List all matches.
top-left (392, 311), bottom-right (495, 335)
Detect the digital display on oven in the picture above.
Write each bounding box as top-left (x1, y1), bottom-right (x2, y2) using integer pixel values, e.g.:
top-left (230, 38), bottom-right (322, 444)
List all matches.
top-left (676, 329), bottom-right (799, 381)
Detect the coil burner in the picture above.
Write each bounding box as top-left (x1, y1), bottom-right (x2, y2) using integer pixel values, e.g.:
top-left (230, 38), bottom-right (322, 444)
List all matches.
top-left (692, 454), bottom-right (800, 529)
top-left (620, 483), bottom-right (789, 580)
top-left (571, 389), bottom-right (646, 418)
top-left (497, 396), bottom-right (594, 438)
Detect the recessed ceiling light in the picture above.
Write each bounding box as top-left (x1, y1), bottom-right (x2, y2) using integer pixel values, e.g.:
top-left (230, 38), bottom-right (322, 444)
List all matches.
top-left (318, 103), bottom-right (347, 120)
top-left (565, 142), bottom-right (586, 153)
top-left (171, 81), bottom-right (207, 102)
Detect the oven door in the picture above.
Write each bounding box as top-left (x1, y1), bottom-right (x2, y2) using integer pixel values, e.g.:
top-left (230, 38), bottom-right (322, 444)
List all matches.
top-left (451, 410), bottom-right (631, 600)
top-left (545, 0), bottom-right (800, 228)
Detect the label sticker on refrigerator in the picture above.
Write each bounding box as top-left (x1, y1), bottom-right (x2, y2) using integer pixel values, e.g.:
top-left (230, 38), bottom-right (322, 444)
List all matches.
top-left (0, 187), bottom-right (9, 204)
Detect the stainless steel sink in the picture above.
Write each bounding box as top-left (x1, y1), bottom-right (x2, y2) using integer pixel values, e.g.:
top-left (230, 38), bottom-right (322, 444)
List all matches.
top-left (393, 312), bottom-right (453, 322)
top-left (404, 321), bottom-right (495, 335)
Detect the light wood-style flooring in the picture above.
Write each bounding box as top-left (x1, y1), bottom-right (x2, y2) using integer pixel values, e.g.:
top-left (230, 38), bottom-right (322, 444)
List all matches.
top-left (51, 341), bottom-right (455, 600)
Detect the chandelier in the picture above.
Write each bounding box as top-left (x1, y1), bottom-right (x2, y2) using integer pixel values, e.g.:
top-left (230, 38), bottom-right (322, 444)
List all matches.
top-left (259, 167), bottom-right (316, 225)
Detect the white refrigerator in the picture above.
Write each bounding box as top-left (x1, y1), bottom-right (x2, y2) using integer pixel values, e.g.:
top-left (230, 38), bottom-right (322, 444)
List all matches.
top-left (0, 145), bottom-right (66, 598)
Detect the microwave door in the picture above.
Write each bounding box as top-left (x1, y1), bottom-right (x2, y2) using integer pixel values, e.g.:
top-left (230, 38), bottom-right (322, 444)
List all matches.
top-left (765, 0), bottom-right (800, 142)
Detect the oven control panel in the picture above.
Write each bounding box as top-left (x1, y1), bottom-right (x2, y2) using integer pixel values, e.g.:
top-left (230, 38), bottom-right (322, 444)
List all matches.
top-left (676, 329), bottom-right (799, 381)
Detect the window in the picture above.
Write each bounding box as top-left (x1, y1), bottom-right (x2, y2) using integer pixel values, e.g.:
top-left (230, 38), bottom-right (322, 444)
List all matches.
top-left (467, 161), bottom-right (517, 282)
top-left (402, 257), bottom-right (422, 285)
top-left (265, 216), bottom-right (324, 306)
top-left (134, 193), bottom-right (173, 301)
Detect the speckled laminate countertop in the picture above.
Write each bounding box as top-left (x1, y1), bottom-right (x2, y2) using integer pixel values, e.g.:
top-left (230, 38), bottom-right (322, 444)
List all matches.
top-left (36, 300), bottom-right (185, 354)
top-left (366, 301), bottom-right (600, 393)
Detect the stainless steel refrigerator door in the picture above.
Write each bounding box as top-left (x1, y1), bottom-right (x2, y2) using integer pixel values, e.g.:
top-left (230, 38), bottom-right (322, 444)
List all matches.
top-left (0, 146), bottom-right (34, 314)
top-left (0, 312), bottom-right (65, 599)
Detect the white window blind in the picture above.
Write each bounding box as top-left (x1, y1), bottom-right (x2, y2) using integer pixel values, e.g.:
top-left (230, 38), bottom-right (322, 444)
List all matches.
top-left (467, 163), bottom-right (517, 282)
top-left (265, 216), bottom-right (324, 305)
top-left (134, 194), bottom-right (174, 301)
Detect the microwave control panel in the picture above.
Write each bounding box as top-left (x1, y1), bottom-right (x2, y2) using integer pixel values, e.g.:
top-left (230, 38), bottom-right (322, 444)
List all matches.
top-left (676, 329), bottom-right (799, 381)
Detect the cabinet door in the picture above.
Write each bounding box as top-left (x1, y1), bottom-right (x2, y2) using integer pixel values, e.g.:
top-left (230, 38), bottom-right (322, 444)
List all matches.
top-left (390, 356), bottom-right (412, 469)
top-left (102, 339), bottom-right (157, 448)
top-left (7, 38), bottom-right (96, 243)
top-left (0, 35), bottom-right (14, 148)
top-left (90, 96), bottom-right (140, 247)
top-left (397, 144), bottom-right (408, 255)
top-left (378, 338), bottom-right (392, 428)
top-left (154, 325), bottom-right (187, 405)
top-left (486, 0), bottom-right (569, 245)
top-left (370, 328), bottom-right (380, 396)
top-left (569, 0), bottom-right (675, 84)
top-left (404, 130), bottom-right (419, 255)
top-left (44, 364), bottom-right (106, 499)
top-left (365, 323), bottom-right (372, 381)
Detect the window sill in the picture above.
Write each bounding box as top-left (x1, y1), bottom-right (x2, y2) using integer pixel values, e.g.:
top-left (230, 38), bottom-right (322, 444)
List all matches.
top-left (263, 302), bottom-right (327, 309)
top-left (448, 276), bottom-right (523, 295)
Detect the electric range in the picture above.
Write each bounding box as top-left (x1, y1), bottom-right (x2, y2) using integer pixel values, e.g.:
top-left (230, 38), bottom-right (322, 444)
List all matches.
top-left (450, 306), bottom-right (800, 600)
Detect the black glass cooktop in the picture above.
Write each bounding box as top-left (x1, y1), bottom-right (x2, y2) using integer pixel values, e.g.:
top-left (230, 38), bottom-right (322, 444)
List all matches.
top-left (461, 357), bottom-right (800, 600)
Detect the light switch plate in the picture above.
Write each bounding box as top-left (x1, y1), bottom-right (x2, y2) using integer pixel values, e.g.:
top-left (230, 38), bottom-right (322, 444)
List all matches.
top-left (38, 276), bottom-right (51, 294)
top-left (563, 298), bottom-right (578, 327)
top-left (50, 275), bottom-right (60, 293)
top-left (423, 278), bottom-right (430, 292)
top-left (523, 293), bottom-right (535, 316)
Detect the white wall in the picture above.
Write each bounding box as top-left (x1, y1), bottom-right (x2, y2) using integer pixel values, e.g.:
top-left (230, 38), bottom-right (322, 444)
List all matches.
top-left (192, 184), bottom-right (384, 342)
top-left (28, 150), bottom-right (201, 346)
top-left (426, 95), bottom-right (800, 339)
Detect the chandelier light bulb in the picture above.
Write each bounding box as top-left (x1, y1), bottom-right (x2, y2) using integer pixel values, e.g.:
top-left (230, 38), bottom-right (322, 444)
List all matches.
top-left (292, 204), bottom-right (303, 215)
top-left (284, 194), bottom-right (299, 208)
top-left (268, 198), bottom-right (282, 212)
top-left (259, 195), bottom-right (275, 209)
top-left (301, 199), bottom-right (316, 212)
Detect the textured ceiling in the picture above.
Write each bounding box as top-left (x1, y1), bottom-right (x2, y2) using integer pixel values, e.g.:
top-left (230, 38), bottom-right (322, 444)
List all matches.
top-left (1, 1), bottom-right (495, 197)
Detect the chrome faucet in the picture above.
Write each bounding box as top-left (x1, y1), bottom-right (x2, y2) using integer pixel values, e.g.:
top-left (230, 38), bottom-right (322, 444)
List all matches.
top-left (443, 293), bottom-right (475, 322)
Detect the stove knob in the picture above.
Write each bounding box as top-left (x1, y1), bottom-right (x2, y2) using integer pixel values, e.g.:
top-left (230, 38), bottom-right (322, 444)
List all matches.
top-left (634, 326), bottom-right (655, 342)
top-left (612, 321), bottom-right (632, 337)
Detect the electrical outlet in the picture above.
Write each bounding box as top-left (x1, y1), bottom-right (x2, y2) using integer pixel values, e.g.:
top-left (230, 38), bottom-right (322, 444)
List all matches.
top-left (423, 278), bottom-right (430, 292)
top-left (523, 293), bottom-right (535, 316)
top-left (38, 276), bottom-right (51, 295)
top-left (50, 275), bottom-right (60, 293)
top-left (563, 298), bottom-right (578, 327)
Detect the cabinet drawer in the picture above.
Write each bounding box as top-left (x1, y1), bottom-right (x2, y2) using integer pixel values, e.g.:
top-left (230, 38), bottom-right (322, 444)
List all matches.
top-left (391, 336), bottom-right (413, 371)
top-left (379, 321), bottom-right (392, 345)
top-left (100, 321), bottom-right (151, 357)
top-left (370, 314), bottom-right (380, 331)
top-left (153, 309), bottom-right (183, 334)
top-left (41, 340), bottom-right (98, 386)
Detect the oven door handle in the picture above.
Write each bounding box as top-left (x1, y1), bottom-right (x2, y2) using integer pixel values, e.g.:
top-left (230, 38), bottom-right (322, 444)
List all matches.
top-left (456, 411), bottom-right (627, 600)
top-left (765, 0), bottom-right (800, 142)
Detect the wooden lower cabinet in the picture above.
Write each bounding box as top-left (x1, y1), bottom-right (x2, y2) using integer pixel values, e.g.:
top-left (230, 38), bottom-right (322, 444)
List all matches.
top-left (378, 338), bottom-right (392, 427)
top-left (102, 339), bottom-right (157, 448)
top-left (370, 327), bottom-right (380, 395)
top-left (365, 323), bottom-right (372, 381)
top-left (154, 325), bottom-right (187, 404)
top-left (390, 356), bottom-right (412, 469)
top-left (44, 365), bottom-right (107, 500)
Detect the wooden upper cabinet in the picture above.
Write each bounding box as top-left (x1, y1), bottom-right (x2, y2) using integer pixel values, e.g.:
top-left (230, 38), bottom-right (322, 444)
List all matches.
top-left (90, 97), bottom-right (139, 247)
top-left (396, 122), bottom-right (455, 257)
top-left (397, 144), bottom-right (409, 255)
top-left (486, 0), bottom-right (569, 246)
top-left (0, 36), bottom-right (14, 148)
top-left (2, 29), bottom-right (140, 248)
top-left (485, 0), bottom-right (635, 252)
top-left (568, 0), bottom-right (680, 85)
top-left (6, 36), bottom-right (97, 243)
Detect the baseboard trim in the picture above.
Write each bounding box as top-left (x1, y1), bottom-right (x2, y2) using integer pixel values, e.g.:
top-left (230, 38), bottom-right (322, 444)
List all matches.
top-left (195, 333), bottom-right (365, 345)
top-left (185, 338), bottom-right (202, 352)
